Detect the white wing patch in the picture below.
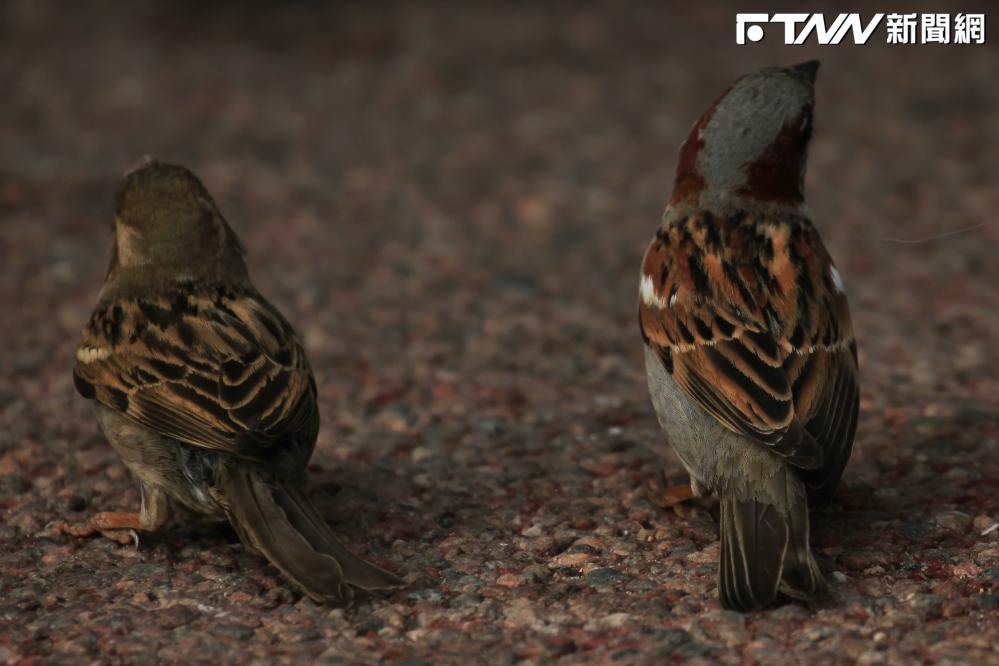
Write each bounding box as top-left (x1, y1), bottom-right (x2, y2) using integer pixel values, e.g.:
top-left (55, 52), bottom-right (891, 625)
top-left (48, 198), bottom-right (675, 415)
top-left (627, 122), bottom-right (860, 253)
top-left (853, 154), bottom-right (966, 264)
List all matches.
top-left (77, 346), bottom-right (111, 363)
top-left (830, 265), bottom-right (845, 293)
top-left (640, 274), bottom-right (670, 309)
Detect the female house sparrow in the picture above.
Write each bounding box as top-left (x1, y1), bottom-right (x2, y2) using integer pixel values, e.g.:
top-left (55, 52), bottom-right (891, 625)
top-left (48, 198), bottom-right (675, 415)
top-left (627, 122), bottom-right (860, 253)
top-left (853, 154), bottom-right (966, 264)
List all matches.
top-left (638, 61), bottom-right (859, 611)
top-left (61, 159), bottom-right (403, 603)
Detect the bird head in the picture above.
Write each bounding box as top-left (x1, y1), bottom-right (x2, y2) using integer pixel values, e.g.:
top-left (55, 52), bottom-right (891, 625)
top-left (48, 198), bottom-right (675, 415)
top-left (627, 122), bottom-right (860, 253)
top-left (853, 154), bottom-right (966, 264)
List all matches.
top-left (109, 158), bottom-right (247, 281)
top-left (670, 60), bottom-right (818, 211)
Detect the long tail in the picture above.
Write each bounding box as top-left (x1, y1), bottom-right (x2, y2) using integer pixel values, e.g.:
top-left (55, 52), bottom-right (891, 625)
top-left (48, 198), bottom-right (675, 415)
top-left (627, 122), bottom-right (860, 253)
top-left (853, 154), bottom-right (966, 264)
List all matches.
top-left (220, 467), bottom-right (404, 604)
top-left (778, 490), bottom-right (826, 601)
top-left (719, 471), bottom-right (825, 612)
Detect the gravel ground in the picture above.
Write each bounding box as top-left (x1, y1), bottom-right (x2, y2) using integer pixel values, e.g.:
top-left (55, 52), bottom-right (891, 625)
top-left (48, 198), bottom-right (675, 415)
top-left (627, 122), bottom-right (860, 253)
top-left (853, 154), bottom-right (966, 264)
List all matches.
top-left (1, 2), bottom-right (997, 664)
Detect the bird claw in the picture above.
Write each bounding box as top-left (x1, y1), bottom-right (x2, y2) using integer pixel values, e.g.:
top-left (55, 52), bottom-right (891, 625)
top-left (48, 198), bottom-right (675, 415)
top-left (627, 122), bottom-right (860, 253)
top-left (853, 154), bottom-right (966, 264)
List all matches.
top-left (647, 471), bottom-right (696, 510)
top-left (52, 512), bottom-right (144, 546)
top-left (98, 528), bottom-right (140, 547)
top-left (49, 519), bottom-right (94, 539)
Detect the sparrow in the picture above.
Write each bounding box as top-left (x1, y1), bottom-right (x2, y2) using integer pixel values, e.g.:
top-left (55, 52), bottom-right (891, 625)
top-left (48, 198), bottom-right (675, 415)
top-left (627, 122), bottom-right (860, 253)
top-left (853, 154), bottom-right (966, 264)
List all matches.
top-left (638, 61), bottom-right (859, 611)
top-left (59, 158), bottom-right (404, 604)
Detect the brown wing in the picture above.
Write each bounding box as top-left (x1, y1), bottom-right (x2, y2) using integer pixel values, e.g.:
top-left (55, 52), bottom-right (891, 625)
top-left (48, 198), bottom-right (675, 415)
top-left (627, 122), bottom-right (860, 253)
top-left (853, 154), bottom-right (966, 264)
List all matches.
top-left (791, 341), bottom-right (860, 504)
top-left (639, 210), bottom-right (858, 472)
top-left (73, 284), bottom-right (318, 463)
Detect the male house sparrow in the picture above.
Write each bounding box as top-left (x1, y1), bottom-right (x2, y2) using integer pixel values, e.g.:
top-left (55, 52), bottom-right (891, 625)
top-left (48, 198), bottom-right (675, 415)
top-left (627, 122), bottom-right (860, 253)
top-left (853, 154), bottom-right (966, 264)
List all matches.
top-left (638, 62), bottom-right (859, 611)
top-left (60, 158), bottom-right (403, 603)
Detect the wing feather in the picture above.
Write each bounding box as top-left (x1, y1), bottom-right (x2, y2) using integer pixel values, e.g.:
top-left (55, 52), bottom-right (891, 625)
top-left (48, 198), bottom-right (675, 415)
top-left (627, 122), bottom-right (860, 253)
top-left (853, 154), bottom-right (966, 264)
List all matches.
top-left (74, 284), bottom-right (318, 462)
top-left (640, 210), bottom-right (858, 474)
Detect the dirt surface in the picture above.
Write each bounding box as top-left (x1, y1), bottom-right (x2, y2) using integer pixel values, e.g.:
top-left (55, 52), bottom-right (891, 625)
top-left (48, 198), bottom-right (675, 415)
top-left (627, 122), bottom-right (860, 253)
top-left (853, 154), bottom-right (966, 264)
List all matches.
top-left (1, 2), bottom-right (997, 664)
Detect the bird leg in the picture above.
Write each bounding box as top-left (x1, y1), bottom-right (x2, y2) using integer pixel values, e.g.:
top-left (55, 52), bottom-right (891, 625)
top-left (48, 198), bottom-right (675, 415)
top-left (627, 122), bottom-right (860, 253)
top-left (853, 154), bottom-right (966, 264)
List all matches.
top-left (52, 511), bottom-right (142, 546)
top-left (652, 484), bottom-right (694, 509)
top-left (647, 470), bottom-right (697, 510)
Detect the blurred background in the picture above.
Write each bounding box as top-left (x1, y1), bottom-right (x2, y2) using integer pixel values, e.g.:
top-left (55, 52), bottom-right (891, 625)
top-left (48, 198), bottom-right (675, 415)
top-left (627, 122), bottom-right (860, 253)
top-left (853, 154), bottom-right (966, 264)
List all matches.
top-left (1, 1), bottom-right (996, 663)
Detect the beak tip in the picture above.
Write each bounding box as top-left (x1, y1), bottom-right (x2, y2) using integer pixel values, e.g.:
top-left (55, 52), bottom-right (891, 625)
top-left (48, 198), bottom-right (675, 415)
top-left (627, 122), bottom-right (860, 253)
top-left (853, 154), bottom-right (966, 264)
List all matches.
top-left (791, 60), bottom-right (820, 83)
top-left (123, 155), bottom-right (157, 178)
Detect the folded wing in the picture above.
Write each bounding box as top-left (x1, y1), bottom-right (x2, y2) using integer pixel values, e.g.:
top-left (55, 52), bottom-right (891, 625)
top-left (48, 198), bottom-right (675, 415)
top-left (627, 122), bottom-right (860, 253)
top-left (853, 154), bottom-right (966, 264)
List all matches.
top-left (73, 284), bottom-right (318, 463)
top-left (639, 211), bottom-right (858, 477)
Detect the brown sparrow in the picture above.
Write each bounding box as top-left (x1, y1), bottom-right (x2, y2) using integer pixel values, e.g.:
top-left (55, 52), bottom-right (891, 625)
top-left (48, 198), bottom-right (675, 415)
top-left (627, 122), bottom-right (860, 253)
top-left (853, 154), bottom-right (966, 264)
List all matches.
top-left (638, 61), bottom-right (859, 611)
top-left (60, 158), bottom-right (404, 603)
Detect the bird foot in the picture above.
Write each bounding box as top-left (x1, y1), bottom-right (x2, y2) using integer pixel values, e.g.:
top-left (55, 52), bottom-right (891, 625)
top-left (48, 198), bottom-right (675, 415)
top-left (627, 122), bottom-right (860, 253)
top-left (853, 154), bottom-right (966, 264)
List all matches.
top-left (656, 484), bottom-right (695, 507)
top-left (52, 511), bottom-right (143, 546)
top-left (647, 471), bottom-right (696, 510)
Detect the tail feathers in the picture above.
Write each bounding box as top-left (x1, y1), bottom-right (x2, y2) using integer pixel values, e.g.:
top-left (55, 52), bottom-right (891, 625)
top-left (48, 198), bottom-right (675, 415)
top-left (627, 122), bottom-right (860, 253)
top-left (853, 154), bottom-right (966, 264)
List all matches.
top-left (719, 497), bottom-right (788, 612)
top-left (719, 491), bottom-right (827, 612)
top-left (221, 468), bottom-right (403, 604)
top-left (778, 494), bottom-right (827, 600)
top-left (275, 480), bottom-right (405, 592)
